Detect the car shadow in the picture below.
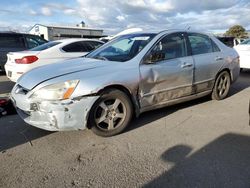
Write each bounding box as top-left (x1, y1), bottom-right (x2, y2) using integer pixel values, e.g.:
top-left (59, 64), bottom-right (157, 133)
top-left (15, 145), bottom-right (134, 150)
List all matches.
top-left (128, 96), bottom-right (210, 132)
top-left (0, 115), bottom-right (51, 152)
top-left (229, 70), bottom-right (250, 97)
top-left (144, 133), bottom-right (250, 188)
top-left (0, 81), bottom-right (15, 95)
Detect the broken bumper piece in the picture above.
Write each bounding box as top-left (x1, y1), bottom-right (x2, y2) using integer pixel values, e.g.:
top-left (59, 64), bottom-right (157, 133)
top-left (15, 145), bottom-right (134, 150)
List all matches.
top-left (12, 95), bottom-right (98, 131)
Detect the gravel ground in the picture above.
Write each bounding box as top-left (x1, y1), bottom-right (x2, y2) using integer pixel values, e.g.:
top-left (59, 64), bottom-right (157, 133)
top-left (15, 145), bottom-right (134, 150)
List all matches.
top-left (0, 71), bottom-right (250, 188)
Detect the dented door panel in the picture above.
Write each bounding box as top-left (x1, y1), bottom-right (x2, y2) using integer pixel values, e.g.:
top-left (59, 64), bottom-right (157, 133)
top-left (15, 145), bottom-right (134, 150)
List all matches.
top-left (139, 56), bottom-right (194, 108)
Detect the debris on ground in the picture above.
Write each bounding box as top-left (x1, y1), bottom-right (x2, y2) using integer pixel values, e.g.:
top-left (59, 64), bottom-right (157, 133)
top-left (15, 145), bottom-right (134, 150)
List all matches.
top-left (0, 98), bottom-right (16, 117)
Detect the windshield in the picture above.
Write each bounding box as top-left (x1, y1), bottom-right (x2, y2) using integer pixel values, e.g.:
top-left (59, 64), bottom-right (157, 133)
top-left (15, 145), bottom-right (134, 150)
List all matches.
top-left (240, 39), bottom-right (250, 45)
top-left (29, 41), bottom-right (61, 51)
top-left (86, 33), bottom-right (156, 62)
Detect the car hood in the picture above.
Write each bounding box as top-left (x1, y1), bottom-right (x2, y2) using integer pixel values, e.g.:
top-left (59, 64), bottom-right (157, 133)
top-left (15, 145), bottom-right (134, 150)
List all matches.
top-left (17, 58), bottom-right (112, 90)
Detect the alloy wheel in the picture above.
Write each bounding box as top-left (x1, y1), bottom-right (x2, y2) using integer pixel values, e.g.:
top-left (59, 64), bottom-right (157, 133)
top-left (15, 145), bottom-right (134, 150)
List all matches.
top-left (94, 98), bottom-right (127, 131)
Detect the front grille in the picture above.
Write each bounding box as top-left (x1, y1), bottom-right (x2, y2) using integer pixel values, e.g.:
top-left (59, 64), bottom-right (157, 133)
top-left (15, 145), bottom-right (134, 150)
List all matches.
top-left (15, 84), bottom-right (29, 95)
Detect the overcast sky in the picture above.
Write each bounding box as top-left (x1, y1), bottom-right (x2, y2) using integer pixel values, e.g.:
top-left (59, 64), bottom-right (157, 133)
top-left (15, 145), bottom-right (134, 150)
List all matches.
top-left (0, 0), bottom-right (250, 35)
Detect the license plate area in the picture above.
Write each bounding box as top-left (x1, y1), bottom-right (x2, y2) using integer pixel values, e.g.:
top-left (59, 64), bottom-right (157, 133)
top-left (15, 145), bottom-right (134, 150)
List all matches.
top-left (7, 71), bottom-right (12, 77)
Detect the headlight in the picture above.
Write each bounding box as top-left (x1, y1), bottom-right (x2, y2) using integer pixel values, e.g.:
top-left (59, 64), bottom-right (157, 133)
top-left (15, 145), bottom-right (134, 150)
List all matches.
top-left (30, 80), bottom-right (79, 100)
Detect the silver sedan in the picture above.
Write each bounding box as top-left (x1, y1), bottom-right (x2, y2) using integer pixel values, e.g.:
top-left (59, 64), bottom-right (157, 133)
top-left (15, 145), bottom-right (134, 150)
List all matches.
top-left (11, 30), bottom-right (240, 136)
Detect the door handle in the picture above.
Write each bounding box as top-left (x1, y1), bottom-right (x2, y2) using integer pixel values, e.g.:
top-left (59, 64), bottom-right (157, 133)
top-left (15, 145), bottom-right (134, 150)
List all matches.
top-left (215, 57), bottom-right (224, 61)
top-left (181, 62), bottom-right (193, 68)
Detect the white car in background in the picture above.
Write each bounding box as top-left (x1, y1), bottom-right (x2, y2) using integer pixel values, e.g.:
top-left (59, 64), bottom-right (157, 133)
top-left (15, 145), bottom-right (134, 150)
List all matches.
top-left (100, 28), bottom-right (143, 42)
top-left (5, 38), bottom-right (104, 82)
top-left (234, 38), bottom-right (250, 70)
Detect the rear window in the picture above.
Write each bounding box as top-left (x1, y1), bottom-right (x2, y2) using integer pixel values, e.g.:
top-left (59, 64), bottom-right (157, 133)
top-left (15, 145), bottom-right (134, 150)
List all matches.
top-left (0, 35), bottom-right (25, 48)
top-left (188, 33), bottom-right (213, 55)
top-left (29, 41), bottom-right (61, 51)
top-left (62, 42), bottom-right (85, 52)
top-left (26, 35), bottom-right (47, 49)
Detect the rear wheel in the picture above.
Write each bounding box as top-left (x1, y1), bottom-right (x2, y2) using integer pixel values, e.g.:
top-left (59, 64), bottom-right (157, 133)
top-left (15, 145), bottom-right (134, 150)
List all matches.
top-left (0, 65), bottom-right (5, 73)
top-left (89, 89), bottom-right (133, 137)
top-left (211, 71), bottom-right (231, 100)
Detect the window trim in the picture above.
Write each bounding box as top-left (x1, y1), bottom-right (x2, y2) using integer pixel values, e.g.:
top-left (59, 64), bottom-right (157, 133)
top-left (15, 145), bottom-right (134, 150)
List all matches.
top-left (210, 38), bottom-right (221, 52)
top-left (141, 32), bottom-right (191, 64)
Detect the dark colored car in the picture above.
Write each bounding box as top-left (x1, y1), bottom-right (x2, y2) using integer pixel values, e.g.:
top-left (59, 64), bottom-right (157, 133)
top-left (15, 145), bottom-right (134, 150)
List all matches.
top-left (0, 32), bottom-right (47, 71)
top-left (217, 36), bottom-right (244, 48)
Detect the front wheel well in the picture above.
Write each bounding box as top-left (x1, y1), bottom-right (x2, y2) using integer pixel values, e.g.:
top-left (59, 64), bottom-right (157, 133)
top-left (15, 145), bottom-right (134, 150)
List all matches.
top-left (98, 85), bottom-right (139, 114)
top-left (86, 85), bottom-right (139, 129)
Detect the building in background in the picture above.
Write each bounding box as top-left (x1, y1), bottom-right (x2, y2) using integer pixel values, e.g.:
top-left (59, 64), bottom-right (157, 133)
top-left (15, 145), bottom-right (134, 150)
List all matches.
top-left (29, 22), bottom-right (103, 41)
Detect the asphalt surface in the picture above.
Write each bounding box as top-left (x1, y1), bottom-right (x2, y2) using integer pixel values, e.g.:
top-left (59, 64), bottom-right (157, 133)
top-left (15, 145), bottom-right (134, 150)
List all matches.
top-left (0, 71), bottom-right (250, 188)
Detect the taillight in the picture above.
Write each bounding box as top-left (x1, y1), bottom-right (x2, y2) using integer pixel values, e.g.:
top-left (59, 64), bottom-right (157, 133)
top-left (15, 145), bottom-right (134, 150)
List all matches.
top-left (15, 56), bottom-right (38, 64)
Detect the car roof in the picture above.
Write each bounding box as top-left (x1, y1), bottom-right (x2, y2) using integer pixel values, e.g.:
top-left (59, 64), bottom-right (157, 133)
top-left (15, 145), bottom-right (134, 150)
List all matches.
top-left (0, 31), bottom-right (48, 39)
top-left (54, 38), bottom-right (104, 43)
top-left (0, 31), bottom-right (25, 36)
top-left (116, 29), bottom-right (213, 37)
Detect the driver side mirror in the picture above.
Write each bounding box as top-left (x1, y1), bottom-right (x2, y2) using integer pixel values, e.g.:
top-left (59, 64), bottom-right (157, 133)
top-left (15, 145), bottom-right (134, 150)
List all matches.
top-left (144, 51), bottom-right (165, 64)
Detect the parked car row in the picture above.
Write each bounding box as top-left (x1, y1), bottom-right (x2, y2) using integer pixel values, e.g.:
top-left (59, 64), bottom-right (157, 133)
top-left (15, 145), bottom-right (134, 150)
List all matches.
top-left (217, 36), bottom-right (244, 48)
top-left (4, 38), bottom-right (104, 82)
top-left (217, 36), bottom-right (250, 70)
top-left (0, 32), bottom-right (47, 71)
top-left (10, 30), bottom-right (240, 136)
top-left (234, 38), bottom-right (250, 70)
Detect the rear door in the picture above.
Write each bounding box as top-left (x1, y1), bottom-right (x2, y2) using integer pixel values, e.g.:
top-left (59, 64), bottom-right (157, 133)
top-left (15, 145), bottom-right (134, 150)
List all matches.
top-left (139, 32), bottom-right (194, 108)
top-left (187, 33), bottom-right (223, 93)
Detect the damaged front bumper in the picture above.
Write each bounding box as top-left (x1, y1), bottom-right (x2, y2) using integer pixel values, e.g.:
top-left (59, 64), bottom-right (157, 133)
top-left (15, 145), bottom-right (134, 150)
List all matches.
top-left (11, 86), bottom-right (98, 131)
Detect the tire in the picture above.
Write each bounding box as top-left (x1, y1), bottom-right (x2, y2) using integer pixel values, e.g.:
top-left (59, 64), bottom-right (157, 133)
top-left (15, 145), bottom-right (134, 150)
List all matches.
top-left (89, 89), bottom-right (133, 137)
top-left (0, 65), bottom-right (5, 73)
top-left (211, 71), bottom-right (231, 100)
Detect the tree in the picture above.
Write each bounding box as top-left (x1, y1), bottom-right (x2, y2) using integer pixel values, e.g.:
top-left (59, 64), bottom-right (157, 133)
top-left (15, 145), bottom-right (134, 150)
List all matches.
top-left (224, 25), bottom-right (248, 38)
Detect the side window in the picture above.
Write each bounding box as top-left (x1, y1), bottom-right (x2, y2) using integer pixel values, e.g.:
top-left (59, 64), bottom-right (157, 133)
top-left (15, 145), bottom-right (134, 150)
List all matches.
top-left (87, 41), bottom-right (103, 50)
top-left (211, 39), bottom-right (220, 52)
top-left (62, 42), bottom-right (87, 52)
top-left (80, 41), bottom-right (94, 51)
top-left (188, 33), bottom-right (213, 55)
top-left (32, 36), bottom-right (47, 44)
top-left (0, 35), bottom-right (25, 48)
top-left (151, 33), bottom-right (187, 61)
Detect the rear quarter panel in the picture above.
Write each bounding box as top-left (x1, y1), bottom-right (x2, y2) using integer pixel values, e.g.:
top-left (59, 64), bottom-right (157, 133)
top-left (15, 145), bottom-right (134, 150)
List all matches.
top-left (212, 36), bottom-right (240, 82)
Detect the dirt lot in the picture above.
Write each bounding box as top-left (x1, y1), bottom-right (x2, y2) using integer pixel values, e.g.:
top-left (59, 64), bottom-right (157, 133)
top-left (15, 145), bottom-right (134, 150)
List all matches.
top-left (0, 71), bottom-right (250, 188)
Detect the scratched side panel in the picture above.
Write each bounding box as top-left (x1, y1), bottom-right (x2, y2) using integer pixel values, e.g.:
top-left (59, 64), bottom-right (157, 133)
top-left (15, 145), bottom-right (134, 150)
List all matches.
top-left (139, 56), bottom-right (194, 108)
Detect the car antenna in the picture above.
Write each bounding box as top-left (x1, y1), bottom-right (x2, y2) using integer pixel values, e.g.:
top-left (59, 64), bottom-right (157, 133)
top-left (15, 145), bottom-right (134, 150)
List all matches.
top-left (186, 25), bottom-right (191, 31)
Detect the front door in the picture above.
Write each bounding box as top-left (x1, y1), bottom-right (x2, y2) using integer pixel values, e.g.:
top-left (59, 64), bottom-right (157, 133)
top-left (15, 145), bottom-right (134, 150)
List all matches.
top-left (139, 32), bottom-right (194, 109)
